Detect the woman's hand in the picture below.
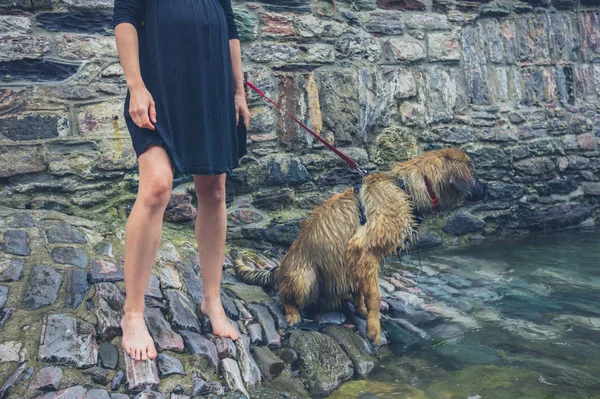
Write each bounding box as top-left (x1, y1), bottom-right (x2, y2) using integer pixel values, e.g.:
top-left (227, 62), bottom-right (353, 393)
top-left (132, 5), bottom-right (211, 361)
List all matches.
top-left (235, 92), bottom-right (250, 128)
top-left (129, 85), bottom-right (157, 130)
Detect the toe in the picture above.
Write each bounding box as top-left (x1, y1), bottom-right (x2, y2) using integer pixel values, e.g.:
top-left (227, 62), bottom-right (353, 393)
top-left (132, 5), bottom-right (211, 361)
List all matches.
top-left (147, 346), bottom-right (157, 359)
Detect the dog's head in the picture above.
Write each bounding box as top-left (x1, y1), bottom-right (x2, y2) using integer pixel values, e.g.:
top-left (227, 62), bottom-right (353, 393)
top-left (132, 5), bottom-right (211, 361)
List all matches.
top-left (391, 148), bottom-right (486, 212)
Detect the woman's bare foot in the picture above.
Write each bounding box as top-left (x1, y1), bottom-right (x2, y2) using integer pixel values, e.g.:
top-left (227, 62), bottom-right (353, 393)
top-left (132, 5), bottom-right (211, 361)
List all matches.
top-left (120, 311), bottom-right (158, 361)
top-left (201, 298), bottom-right (239, 340)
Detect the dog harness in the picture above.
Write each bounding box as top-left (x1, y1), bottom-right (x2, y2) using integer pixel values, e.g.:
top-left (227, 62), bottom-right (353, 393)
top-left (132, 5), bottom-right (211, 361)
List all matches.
top-left (353, 178), bottom-right (426, 226)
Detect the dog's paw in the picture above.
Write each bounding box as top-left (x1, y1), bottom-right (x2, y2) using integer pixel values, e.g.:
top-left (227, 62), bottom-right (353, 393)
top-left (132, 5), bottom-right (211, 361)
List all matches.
top-left (367, 319), bottom-right (381, 345)
top-left (356, 304), bottom-right (368, 318)
top-left (285, 312), bottom-right (301, 326)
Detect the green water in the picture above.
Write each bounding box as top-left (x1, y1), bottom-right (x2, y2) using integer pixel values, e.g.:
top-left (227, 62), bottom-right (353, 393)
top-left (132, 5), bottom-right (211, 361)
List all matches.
top-left (332, 226), bottom-right (600, 399)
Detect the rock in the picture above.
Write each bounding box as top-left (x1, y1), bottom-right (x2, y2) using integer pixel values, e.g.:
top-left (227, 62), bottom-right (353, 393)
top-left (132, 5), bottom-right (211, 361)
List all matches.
top-left (89, 259), bottom-right (124, 283)
top-left (0, 308), bottom-right (13, 329)
top-left (235, 335), bottom-right (261, 388)
top-left (234, 299), bottom-right (253, 321)
top-left (414, 232), bottom-right (443, 250)
top-left (288, 330), bottom-right (354, 396)
top-left (38, 314), bottom-right (98, 368)
top-left (0, 362), bottom-right (28, 399)
top-left (0, 286), bottom-right (7, 309)
top-left (214, 337), bottom-right (237, 360)
top-left (322, 326), bottom-right (376, 378)
top-left (145, 275), bottom-right (162, 299)
top-left (224, 283), bottom-right (272, 304)
top-left (83, 366), bottom-right (110, 385)
top-left (279, 348), bottom-right (298, 366)
top-left (247, 324), bottom-right (263, 345)
top-left (246, 304), bottom-right (281, 348)
top-left (177, 263), bottom-right (203, 305)
top-left (110, 370), bottom-right (124, 391)
top-left (144, 307), bottom-right (184, 352)
top-left (31, 366), bottom-right (62, 391)
top-left (133, 390), bottom-right (165, 399)
top-left (264, 301), bottom-right (288, 329)
top-left (3, 230), bottom-right (30, 256)
top-left (316, 311), bottom-right (347, 326)
top-left (0, 341), bottom-right (26, 363)
top-left (164, 289), bottom-right (201, 333)
top-left (348, 312), bottom-right (388, 346)
top-left (111, 394), bottom-right (129, 399)
top-left (23, 265), bottom-right (62, 309)
top-left (65, 269), bottom-right (89, 308)
top-left (156, 353), bottom-right (185, 377)
top-left (94, 297), bottom-right (122, 342)
top-left (51, 247), bottom-right (89, 268)
top-left (381, 319), bottom-right (422, 354)
top-left (442, 213), bottom-right (485, 235)
top-left (220, 358), bottom-right (249, 399)
top-left (45, 222), bottom-right (86, 244)
top-left (434, 343), bottom-right (500, 365)
top-left (384, 38), bottom-right (426, 62)
top-left (84, 389), bottom-right (110, 399)
top-left (0, 257), bottom-right (23, 282)
top-left (252, 346), bottom-right (285, 379)
top-left (36, 384), bottom-right (87, 399)
top-left (124, 352), bottom-right (160, 391)
top-left (159, 262), bottom-right (182, 289)
top-left (518, 204), bottom-right (594, 229)
top-left (220, 291), bottom-right (239, 320)
top-left (179, 330), bottom-right (218, 372)
top-left (98, 342), bottom-right (119, 370)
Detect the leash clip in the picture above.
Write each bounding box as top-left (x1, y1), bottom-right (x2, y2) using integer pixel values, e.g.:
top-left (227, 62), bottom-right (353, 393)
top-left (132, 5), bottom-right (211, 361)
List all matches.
top-left (357, 167), bottom-right (368, 177)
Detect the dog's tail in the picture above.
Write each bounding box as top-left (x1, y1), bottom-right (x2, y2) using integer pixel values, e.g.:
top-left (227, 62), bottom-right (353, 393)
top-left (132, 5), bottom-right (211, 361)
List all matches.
top-left (230, 249), bottom-right (277, 288)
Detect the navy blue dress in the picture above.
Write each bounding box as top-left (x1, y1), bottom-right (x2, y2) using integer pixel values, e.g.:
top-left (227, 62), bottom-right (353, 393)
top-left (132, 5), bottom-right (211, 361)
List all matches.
top-left (113, 0), bottom-right (247, 175)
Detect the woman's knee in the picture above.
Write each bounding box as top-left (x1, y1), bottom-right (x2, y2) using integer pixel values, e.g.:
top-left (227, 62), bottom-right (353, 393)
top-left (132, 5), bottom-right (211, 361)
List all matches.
top-left (139, 173), bottom-right (173, 212)
top-left (194, 175), bottom-right (226, 205)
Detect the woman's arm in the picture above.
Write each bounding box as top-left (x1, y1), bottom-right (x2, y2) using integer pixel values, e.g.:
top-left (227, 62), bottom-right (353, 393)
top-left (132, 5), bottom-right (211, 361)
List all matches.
top-left (218, 0), bottom-right (250, 127)
top-left (113, 0), bottom-right (156, 130)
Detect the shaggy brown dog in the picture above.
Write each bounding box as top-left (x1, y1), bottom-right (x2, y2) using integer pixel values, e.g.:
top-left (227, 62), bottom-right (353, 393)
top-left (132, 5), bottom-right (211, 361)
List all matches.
top-left (233, 148), bottom-right (486, 344)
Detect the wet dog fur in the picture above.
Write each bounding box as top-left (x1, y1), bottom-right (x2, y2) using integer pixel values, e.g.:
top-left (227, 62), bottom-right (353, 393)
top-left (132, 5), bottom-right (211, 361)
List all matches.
top-left (233, 148), bottom-right (485, 344)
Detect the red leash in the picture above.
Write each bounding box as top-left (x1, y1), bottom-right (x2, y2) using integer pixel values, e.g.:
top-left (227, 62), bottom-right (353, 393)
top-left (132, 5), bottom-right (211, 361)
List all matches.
top-left (245, 80), bottom-right (366, 176)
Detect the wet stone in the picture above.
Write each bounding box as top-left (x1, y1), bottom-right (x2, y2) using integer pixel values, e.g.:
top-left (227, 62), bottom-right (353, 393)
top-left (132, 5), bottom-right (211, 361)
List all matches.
top-left (220, 358), bottom-right (249, 399)
top-left (8, 213), bottom-right (35, 228)
top-left (99, 342), bottom-right (119, 370)
top-left (215, 336), bottom-right (237, 359)
top-left (288, 329), bottom-right (354, 396)
top-left (45, 222), bottom-right (86, 244)
top-left (0, 362), bottom-right (27, 399)
top-left (89, 259), bottom-right (124, 284)
top-left (264, 301), bottom-right (288, 329)
top-left (65, 269), bottom-right (89, 308)
top-left (83, 366), bottom-right (110, 385)
top-left (0, 285), bottom-right (7, 308)
top-left (156, 353), bottom-right (185, 377)
top-left (322, 326), bottom-right (375, 378)
top-left (84, 389), bottom-right (110, 399)
top-left (23, 265), bottom-right (62, 309)
top-left (247, 304), bottom-right (281, 348)
top-left (164, 289), bottom-right (201, 333)
top-left (234, 299), bottom-right (253, 321)
top-left (38, 314), bottom-right (98, 368)
top-left (236, 334), bottom-right (261, 388)
top-left (0, 341), bottom-right (25, 363)
top-left (443, 213), bottom-right (485, 235)
top-left (279, 348), bottom-right (298, 366)
top-left (93, 241), bottom-right (113, 258)
top-left (179, 330), bottom-right (218, 371)
top-left (316, 311), bottom-right (347, 326)
top-left (224, 283), bottom-right (272, 304)
top-left (3, 230), bottom-right (30, 256)
top-left (51, 247), bottom-right (89, 268)
top-left (31, 366), bottom-right (62, 391)
top-left (252, 346), bottom-right (285, 380)
top-left (247, 323), bottom-right (263, 345)
top-left (0, 257), bottom-right (23, 282)
top-left (124, 352), bottom-right (160, 391)
top-left (159, 262), bottom-right (182, 289)
top-left (221, 291), bottom-right (239, 320)
top-left (36, 384), bottom-right (87, 399)
top-left (144, 307), bottom-right (184, 352)
top-left (348, 312), bottom-right (388, 346)
top-left (110, 369), bottom-right (124, 391)
top-left (191, 373), bottom-right (209, 396)
top-left (145, 275), bottom-right (162, 299)
top-left (177, 263), bottom-right (203, 305)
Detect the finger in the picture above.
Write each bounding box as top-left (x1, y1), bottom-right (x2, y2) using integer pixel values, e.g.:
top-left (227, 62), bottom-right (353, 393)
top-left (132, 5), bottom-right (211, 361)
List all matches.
top-left (149, 101), bottom-right (157, 124)
top-left (140, 114), bottom-right (155, 130)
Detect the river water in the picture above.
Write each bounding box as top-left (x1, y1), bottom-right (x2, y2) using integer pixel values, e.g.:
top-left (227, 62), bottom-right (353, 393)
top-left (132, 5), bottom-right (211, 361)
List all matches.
top-left (330, 226), bottom-right (600, 399)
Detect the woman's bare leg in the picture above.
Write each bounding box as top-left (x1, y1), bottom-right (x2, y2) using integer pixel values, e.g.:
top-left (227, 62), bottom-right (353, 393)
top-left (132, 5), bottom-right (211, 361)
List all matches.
top-left (193, 174), bottom-right (239, 340)
top-left (121, 144), bottom-right (174, 360)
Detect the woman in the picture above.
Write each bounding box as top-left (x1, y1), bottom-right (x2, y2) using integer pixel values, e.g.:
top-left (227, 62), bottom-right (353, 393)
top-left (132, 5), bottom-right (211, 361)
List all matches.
top-left (112, 0), bottom-right (250, 361)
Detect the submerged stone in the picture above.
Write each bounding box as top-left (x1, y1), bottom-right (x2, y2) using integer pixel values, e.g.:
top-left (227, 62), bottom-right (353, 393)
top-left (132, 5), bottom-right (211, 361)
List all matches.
top-left (288, 329), bottom-right (354, 396)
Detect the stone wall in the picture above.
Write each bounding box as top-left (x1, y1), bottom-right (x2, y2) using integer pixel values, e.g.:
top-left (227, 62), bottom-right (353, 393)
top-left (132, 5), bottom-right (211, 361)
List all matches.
top-left (0, 0), bottom-right (599, 249)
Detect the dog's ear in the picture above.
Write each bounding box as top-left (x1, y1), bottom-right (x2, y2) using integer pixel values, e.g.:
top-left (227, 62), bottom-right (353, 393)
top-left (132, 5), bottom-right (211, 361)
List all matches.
top-left (449, 168), bottom-right (474, 195)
